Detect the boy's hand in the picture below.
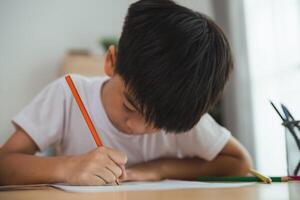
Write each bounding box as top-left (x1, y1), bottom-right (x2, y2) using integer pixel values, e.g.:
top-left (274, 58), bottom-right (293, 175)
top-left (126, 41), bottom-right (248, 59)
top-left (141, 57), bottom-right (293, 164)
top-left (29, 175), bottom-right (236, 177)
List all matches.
top-left (62, 147), bottom-right (127, 185)
top-left (120, 161), bottom-right (162, 182)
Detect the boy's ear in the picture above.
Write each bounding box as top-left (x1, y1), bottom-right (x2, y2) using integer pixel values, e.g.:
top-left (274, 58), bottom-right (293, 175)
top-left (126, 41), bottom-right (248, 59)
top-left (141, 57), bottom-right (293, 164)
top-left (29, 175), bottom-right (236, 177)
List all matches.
top-left (104, 45), bottom-right (117, 77)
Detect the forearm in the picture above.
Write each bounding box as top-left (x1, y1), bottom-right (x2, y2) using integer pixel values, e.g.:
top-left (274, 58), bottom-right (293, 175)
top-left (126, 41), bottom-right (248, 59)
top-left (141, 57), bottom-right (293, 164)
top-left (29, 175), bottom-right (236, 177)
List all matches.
top-left (158, 155), bottom-right (250, 180)
top-left (0, 152), bottom-right (67, 185)
top-left (126, 155), bottom-right (251, 181)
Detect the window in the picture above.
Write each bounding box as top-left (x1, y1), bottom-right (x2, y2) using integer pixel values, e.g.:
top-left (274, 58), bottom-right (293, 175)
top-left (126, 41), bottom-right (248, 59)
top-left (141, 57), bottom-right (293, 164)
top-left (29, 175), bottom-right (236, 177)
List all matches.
top-left (244, 0), bottom-right (300, 174)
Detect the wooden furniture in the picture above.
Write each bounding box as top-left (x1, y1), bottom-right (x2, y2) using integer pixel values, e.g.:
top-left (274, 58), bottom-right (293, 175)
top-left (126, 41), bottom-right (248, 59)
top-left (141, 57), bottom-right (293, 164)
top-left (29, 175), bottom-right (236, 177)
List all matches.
top-left (59, 50), bottom-right (105, 77)
top-left (0, 182), bottom-right (299, 200)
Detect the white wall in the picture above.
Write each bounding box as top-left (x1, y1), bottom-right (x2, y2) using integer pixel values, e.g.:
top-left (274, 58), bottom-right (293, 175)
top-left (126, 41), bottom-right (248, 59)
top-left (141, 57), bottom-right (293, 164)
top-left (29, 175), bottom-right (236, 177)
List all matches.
top-left (0, 0), bottom-right (213, 144)
top-left (244, 0), bottom-right (300, 175)
top-left (0, 0), bottom-right (133, 144)
top-left (177, 0), bottom-right (213, 16)
top-left (212, 0), bottom-right (256, 164)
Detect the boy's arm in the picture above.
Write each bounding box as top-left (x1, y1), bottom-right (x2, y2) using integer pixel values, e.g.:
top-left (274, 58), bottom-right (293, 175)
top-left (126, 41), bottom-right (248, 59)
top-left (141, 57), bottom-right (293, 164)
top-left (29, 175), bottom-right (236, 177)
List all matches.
top-left (0, 128), bottom-right (127, 185)
top-left (122, 136), bottom-right (252, 181)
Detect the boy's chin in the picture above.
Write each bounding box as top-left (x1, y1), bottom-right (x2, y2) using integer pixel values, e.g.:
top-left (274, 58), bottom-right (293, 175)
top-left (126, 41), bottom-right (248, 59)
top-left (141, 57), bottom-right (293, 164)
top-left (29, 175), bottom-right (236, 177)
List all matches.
top-left (116, 124), bottom-right (159, 135)
top-left (120, 127), bottom-right (156, 135)
top-left (121, 130), bottom-right (147, 135)
top-left (116, 126), bottom-right (138, 135)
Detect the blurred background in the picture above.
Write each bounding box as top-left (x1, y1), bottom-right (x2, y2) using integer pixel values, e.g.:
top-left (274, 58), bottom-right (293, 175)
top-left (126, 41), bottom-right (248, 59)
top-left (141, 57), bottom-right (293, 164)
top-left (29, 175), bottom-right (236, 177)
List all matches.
top-left (0, 0), bottom-right (300, 176)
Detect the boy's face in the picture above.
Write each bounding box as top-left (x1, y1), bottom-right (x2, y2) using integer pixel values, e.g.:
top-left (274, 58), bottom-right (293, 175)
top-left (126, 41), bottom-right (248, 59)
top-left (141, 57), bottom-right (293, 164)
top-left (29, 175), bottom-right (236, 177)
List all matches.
top-left (102, 75), bottom-right (159, 135)
top-left (102, 46), bottom-right (160, 135)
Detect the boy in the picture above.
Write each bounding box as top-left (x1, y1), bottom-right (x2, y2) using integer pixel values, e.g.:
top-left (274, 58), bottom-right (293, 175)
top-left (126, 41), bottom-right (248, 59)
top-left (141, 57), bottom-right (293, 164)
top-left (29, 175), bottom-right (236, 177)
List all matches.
top-left (0, 0), bottom-right (252, 185)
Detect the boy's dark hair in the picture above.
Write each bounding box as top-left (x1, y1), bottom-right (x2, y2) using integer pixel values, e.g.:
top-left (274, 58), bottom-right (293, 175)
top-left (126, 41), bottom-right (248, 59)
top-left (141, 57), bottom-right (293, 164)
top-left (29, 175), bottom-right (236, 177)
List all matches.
top-left (116, 0), bottom-right (233, 133)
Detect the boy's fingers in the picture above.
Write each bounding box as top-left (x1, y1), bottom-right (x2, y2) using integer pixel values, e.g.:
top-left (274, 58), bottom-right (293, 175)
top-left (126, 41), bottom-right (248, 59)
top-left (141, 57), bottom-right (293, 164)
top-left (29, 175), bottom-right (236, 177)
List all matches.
top-left (88, 175), bottom-right (106, 186)
top-left (106, 161), bottom-right (123, 178)
top-left (106, 148), bottom-right (128, 165)
top-left (119, 165), bottom-right (127, 181)
top-left (95, 168), bottom-right (117, 184)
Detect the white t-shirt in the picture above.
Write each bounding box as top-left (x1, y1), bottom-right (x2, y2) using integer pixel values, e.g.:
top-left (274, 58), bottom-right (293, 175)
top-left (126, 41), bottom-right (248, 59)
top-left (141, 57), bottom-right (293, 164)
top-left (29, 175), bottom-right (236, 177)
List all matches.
top-left (13, 75), bottom-right (231, 166)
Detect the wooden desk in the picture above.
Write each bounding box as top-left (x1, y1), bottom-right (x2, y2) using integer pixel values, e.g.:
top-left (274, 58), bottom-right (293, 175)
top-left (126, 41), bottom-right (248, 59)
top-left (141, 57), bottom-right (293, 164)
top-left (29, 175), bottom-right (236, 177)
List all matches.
top-left (0, 182), bottom-right (299, 200)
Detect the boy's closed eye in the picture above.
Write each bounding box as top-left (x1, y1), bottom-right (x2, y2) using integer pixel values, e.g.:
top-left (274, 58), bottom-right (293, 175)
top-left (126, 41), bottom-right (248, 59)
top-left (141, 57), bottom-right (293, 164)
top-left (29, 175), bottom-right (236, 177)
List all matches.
top-left (123, 102), bottom-right (135, 112)
top-left (123, 92), bottom-right (139, 113)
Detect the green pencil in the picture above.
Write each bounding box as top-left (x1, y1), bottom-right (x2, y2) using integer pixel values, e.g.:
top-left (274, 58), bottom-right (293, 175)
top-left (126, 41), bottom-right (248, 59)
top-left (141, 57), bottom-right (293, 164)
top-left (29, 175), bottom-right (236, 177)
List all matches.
top-left (197, 176), bottom-right (291, 182)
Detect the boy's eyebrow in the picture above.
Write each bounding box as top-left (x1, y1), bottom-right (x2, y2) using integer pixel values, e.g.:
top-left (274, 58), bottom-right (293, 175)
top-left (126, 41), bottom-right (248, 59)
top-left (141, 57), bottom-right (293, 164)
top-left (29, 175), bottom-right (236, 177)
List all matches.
top-left (123, 92), bottom-right (140, 111)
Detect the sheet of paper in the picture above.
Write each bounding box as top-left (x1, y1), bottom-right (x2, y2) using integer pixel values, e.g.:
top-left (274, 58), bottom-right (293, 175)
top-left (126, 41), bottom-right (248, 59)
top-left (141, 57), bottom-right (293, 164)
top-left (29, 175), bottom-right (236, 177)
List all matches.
top-left (52, 180), bottom-right (255, 193)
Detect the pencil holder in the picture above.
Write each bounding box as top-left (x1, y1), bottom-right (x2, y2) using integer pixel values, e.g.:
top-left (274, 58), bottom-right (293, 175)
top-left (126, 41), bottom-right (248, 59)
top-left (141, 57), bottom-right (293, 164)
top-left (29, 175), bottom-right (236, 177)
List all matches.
top-left (283, 120), bottom-right (300, 176)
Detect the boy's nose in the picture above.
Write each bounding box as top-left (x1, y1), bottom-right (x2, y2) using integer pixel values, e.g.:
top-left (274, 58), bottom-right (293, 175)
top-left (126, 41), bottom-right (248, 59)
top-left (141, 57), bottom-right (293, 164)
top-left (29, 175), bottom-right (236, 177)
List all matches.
top-left (126, 119), bottom-right (146, 134)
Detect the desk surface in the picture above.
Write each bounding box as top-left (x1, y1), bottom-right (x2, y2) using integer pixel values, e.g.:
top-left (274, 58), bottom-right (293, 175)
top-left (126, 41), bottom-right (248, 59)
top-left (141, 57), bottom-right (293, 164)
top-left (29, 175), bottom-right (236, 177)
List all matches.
top-left (0, 182), bottom-right (299, 200)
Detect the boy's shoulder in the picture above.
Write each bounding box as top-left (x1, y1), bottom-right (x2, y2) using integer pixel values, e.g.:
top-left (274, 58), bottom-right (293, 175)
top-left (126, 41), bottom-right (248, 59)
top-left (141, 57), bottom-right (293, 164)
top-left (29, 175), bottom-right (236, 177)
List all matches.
top-left (56, 74), bottom-right (108, 93)
top-left (60, 74), bottom-right (107, 85)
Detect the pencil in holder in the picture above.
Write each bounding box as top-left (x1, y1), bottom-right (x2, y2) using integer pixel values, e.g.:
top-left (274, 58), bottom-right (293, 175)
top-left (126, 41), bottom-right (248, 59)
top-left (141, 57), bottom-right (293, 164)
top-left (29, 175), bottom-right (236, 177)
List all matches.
top-left (282, 120), bottom-right (300, 176)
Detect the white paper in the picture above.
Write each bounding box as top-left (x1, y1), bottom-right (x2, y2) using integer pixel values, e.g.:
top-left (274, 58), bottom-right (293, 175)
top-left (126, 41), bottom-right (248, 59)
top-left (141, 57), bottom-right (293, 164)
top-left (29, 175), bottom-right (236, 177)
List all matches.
top-left (52, 180), bottom-right (254, 193)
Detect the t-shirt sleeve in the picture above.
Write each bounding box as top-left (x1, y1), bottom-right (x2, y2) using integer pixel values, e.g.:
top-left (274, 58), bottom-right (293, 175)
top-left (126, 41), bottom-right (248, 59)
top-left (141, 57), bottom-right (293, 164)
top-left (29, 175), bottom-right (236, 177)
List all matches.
top-left (175, 113), bottom-right (231, 161)
top-left (12, 78), bottom-right (67, 152)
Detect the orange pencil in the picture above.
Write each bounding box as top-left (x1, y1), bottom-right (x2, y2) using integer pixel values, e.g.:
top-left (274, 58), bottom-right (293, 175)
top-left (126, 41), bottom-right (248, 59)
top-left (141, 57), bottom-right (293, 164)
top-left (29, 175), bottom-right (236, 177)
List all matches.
top-left (65, 75), bottom-right (103, 146)
top-left (65, 75), bottom-right (119, 185)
